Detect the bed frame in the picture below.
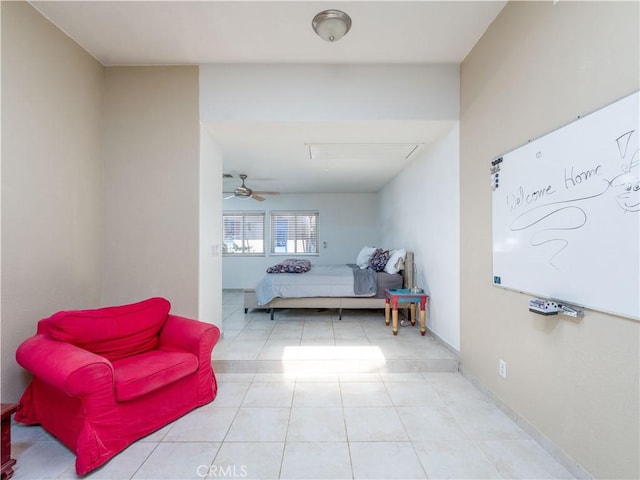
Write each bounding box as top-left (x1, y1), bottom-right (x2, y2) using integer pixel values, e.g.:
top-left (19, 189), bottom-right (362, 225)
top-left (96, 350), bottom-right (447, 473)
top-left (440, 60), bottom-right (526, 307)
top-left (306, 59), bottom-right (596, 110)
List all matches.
top-left (244, 252), bottom-right (414, 320)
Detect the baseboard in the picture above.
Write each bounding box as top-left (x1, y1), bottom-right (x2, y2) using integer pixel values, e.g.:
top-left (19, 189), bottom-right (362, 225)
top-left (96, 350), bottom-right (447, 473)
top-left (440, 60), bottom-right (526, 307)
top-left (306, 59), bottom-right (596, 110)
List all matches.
top-left (458, 365), bottom-right (592, 480)
top-left (428, 327), bottom-right (460, 358)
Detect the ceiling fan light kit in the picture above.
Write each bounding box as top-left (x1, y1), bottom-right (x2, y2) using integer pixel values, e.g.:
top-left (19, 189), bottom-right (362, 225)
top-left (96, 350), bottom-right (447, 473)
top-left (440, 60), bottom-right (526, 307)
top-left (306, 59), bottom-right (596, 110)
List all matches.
top-left (312, 10), bottom-right (352, 42)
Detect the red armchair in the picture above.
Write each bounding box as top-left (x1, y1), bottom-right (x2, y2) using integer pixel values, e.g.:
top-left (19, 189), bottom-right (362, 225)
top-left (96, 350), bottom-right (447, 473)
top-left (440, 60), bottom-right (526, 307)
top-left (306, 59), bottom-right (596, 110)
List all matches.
top-left (15, 297), bottom-right (220, 475)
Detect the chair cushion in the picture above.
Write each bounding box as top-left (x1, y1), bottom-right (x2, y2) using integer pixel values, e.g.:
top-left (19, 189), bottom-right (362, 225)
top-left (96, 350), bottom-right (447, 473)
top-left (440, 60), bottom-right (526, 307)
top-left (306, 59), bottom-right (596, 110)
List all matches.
top-left (47, 297), bottom-right (170, 362)
top-left (112, 350), bottom-right (198, 402)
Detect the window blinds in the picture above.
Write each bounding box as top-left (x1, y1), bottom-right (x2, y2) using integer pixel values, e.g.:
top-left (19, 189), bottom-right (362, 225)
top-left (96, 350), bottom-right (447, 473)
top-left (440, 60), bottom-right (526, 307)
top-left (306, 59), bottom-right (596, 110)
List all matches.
top-left (270, 211), bottom-right (319, 254)
top-left (222, 212), bottom-right (265, 255)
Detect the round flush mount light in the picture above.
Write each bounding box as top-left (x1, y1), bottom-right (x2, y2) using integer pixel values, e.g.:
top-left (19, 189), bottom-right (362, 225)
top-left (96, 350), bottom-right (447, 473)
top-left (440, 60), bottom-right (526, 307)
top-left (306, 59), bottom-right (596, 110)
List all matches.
top-left (312, 10), bottom-right (352, 42)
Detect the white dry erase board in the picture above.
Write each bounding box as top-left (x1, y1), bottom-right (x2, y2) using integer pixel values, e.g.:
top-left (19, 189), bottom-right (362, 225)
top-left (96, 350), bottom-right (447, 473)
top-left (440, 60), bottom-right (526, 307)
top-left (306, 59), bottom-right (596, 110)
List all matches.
top-left (492, 91), bottom-right (639, 320)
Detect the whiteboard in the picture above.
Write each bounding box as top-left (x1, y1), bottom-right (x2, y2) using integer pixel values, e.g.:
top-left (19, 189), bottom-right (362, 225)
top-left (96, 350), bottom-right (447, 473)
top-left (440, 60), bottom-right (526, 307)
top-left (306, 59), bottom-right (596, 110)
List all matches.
top-left (492, 91), bottom-right (639, 320)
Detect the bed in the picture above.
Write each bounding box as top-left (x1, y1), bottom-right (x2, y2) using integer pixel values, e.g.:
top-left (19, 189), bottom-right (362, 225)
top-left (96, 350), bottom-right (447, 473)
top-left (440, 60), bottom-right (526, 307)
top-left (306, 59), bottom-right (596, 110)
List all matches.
top-left (244, 250), bottom-right (414, 320)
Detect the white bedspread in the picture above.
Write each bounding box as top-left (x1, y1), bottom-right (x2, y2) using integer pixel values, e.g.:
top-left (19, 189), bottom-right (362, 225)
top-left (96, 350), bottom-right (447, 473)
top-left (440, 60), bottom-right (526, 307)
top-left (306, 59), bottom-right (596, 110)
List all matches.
top-left (255, 264), bottom-right (375, 306)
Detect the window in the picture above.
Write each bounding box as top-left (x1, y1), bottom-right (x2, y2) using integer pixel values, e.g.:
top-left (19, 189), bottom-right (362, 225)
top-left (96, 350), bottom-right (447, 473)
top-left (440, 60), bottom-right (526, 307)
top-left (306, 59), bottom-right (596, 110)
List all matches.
top-left (270, 211), bottom-right (319, 255)
top-left (222, 212), bottom-right (265, 255)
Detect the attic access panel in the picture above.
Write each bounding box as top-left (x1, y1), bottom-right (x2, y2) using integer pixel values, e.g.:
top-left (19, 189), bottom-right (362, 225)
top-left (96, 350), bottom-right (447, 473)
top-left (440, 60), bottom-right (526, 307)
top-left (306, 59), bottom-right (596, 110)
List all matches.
top-left (307, 143), bottom-right (422, 162)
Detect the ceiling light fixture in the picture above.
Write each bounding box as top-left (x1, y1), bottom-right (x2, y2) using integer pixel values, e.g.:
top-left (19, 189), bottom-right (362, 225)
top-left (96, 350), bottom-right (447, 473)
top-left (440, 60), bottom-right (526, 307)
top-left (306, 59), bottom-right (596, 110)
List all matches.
top-left (312, 10), bottom-right (352, 42)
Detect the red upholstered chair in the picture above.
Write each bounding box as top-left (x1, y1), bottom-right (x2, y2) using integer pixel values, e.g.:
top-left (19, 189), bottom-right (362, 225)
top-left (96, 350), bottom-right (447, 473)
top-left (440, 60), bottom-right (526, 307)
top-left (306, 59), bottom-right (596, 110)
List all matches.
top-left (14, 297), bottom-right (220, 475)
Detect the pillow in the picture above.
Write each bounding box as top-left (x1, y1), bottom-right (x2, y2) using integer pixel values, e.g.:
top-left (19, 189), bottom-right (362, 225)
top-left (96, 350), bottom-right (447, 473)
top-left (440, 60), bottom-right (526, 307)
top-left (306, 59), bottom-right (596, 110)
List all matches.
top-left (356, 246), bottom-right (376, 269)
top-left (384, 249), bottom-right (407, 274)
top-left (368, 248), bottom-right (390, 272)
top-left (47, 297), bottom-right (171, 362)
top-left (266, 259), bottom-right (312, 274)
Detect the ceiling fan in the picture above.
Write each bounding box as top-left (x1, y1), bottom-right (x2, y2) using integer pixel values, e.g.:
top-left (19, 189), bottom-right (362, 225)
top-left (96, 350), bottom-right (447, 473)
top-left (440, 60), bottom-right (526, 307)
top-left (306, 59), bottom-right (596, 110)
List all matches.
top-left (224, 174), bottom-right (280, 202)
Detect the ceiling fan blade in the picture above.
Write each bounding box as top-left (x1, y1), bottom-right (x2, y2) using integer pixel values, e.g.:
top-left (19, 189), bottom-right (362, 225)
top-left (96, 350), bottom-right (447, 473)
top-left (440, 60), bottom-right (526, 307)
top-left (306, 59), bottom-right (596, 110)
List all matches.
top-left (223, 194), bottom-right (235, 200)
top-left (226, 175), bottom-right (277, 200)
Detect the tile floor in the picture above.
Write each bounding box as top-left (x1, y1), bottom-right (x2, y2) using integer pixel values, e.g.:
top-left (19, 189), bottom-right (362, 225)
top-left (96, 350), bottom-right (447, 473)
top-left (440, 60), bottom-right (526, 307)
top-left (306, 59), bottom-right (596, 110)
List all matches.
top-left (8, 290), bottom-right (574, 479)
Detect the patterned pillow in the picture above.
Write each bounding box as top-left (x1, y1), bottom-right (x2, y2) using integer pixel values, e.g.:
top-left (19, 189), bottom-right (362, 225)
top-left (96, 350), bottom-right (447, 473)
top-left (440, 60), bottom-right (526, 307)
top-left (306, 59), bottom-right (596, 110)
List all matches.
top-left (266, 259), bottom-right (312, 274)
top-left (368, 248), bottom-right (390, 272)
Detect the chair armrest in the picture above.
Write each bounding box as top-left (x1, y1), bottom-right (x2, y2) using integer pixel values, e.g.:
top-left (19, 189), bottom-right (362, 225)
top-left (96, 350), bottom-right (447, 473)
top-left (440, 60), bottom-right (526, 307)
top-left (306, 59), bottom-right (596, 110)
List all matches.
top-left (158, 315), bottom-right (220, 358)
top-left (16, 335), bottom-right (114, 396)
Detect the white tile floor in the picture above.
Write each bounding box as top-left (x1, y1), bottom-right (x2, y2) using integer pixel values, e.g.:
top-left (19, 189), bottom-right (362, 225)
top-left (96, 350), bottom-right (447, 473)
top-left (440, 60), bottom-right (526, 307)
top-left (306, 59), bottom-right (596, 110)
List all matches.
top-left (8, 290), bottom-right (574, 479)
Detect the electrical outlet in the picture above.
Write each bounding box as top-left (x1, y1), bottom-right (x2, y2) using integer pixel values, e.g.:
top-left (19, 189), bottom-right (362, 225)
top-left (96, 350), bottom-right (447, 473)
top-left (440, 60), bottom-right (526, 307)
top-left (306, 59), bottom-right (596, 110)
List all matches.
top-left (499, 359), bottom-right (507, 379)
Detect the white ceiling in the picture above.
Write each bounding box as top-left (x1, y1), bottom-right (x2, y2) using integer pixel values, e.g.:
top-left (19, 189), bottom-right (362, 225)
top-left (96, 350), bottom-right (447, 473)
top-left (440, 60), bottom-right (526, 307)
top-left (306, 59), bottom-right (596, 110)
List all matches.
top-left (31, 0), bottom-right (506, 195)
top-left (207, 120), bottom-right (456, 194)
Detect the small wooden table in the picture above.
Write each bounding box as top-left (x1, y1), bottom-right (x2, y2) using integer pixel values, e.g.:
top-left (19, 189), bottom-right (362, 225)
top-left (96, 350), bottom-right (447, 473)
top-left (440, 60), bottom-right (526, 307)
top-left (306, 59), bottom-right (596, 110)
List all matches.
top-left (384, 288), bottom-right (429, 336)
top-left (1, 403), bottom-right (19, 480)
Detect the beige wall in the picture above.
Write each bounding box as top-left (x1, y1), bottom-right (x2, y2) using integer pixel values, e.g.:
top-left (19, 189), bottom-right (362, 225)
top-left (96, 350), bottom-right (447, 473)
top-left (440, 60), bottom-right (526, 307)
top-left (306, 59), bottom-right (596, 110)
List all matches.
top-left (2, 5), bottom-right (206, 401)
top-left (1, 2), bottom-right (104, 401)
top-left (102, 67), bottom-right (201, 318)
top-left (460, 2), bottom-right (639, 478)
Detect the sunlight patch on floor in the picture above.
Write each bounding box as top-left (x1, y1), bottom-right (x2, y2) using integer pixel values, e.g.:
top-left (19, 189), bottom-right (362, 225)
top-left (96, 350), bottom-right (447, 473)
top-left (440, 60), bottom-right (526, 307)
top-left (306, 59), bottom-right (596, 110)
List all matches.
top-left (281, 345), bottom-right (386, 376)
